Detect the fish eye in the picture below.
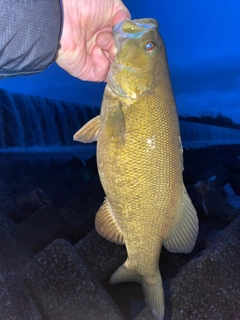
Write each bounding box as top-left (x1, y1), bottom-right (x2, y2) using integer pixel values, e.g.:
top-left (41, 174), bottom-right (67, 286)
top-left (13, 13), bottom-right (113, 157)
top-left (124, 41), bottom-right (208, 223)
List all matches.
top-left (145, 41), bottom-right (155, 52)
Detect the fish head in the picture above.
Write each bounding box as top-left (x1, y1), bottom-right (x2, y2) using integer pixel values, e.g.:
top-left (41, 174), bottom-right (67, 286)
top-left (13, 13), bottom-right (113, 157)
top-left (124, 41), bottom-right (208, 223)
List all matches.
top-left (108, 18), bottom-right (166, 100)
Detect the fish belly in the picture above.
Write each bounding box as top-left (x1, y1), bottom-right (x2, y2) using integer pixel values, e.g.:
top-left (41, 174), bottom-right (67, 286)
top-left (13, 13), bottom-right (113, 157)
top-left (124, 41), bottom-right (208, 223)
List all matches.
top-left (97, 88), bottom-right (182, 273)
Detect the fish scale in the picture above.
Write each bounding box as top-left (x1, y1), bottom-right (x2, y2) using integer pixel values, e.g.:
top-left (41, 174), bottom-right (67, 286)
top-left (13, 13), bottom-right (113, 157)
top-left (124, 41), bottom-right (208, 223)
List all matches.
top-left (74, 18), bottom-right (198, 320)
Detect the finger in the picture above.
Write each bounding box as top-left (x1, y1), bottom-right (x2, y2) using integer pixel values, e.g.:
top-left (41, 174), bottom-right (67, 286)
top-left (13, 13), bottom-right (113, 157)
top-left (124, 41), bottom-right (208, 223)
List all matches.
top-left (96, 32), bottom-right (114, 52)
top-left (90, 46), bottom-right (110, 82)
top-left (111, 6), bottom-right (131, 27)
top-left (109, 43), bottom-right (117, 62)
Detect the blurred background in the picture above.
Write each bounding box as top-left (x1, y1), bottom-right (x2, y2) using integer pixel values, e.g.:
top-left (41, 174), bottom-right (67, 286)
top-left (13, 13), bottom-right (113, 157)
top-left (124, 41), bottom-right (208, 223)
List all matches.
top-left (0, 0), bottom-right (239, 121)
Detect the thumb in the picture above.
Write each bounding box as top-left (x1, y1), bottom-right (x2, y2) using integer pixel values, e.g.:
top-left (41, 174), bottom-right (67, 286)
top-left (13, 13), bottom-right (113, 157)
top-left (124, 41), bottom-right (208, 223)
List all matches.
top-left (111, 1), bottom-right (131, 26)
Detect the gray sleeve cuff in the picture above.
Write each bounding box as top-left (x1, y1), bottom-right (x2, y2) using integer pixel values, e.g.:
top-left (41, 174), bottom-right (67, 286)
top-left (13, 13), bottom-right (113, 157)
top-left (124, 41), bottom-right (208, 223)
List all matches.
top-left (0, 0), bottom-right (62, 79)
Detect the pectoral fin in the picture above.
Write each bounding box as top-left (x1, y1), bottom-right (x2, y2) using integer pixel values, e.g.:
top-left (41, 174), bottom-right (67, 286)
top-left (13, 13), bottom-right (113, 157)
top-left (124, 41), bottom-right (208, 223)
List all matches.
top-left (105, 102), bottom-right (126, 145)
top-left (95, 198), bottom-right (124, 245)
top-left (73, 115), bottom-right (100, 143)
top-left (179, 136), bottom-right (184, 170)
top-left (163, 184), bottom-right (199, 253)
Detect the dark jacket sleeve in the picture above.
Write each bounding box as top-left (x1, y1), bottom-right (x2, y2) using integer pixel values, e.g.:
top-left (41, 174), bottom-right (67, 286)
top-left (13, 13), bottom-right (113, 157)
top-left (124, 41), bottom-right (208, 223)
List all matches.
top-left (0, 0), bottom-right (62, 79)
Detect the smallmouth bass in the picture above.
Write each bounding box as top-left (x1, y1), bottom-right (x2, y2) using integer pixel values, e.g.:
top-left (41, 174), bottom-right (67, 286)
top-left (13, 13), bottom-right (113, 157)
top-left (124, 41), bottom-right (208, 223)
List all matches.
top-left (74, 18), bottom-right (198, 320)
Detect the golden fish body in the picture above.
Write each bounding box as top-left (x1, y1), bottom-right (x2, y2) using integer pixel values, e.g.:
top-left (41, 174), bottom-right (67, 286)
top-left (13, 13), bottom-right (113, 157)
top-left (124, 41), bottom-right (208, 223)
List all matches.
top-left (74, 18), bottom-right (198, 320)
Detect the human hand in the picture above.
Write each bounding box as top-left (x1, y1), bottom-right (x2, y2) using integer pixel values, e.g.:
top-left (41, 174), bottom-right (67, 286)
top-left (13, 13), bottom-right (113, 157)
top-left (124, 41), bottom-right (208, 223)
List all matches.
top-left (56, 0), bottom-right (130, 82)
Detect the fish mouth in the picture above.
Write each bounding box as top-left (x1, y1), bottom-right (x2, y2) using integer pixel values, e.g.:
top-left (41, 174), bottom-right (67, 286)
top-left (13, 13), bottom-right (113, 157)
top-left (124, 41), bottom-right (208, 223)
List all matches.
top-left (113, 62), bottom-right (135, 72)
top-left (113, 18), bottom-right (158, 72)
top-left (113, 18), bottom-right (158, 49)
top-left (108, 18), bottom-right (159, 99)
top-left (112, 18), bottom-right (159, 71)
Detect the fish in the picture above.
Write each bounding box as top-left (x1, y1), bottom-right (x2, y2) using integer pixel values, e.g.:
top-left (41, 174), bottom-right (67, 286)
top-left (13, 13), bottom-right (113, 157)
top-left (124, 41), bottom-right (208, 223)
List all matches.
top-left (74, 18), bottom-right (198, 320)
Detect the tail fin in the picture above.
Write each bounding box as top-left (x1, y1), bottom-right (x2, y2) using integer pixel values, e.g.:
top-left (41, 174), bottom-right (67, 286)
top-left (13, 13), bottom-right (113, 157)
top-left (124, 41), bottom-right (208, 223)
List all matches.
top-left (142, 275), bottom-right (164, 320)
top-left (110, 262), bottom-right (164, 320)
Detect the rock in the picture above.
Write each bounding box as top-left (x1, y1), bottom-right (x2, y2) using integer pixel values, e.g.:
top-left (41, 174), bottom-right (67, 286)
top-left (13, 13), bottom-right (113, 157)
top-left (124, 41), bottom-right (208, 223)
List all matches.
top-left (203, 189), bottom-right (239, 222)
top-left (183, 147), bottom-right (223, 183)
top-left (75, 230), bottom-right (127, 282)
top-left (24, 239), bottom-right (123, 320)
top-left (14, 175), bottom-right (39, 194)
top-left (62, 167), bottom-right (94, 188)
top-left (0, 177), bottom-right (18, 218)
top-left (18, 205), bottom-right (63, 253)
top-left (222, 156), bottom-right (240, 174)
top-left (61, 170), bottom-right (78, 187)
top-left (0, 174), bottom-right (15, 195)
top-left (134, 306), bottom-right (156, 320)
top-left (69, 175), bottom-right (103, 199)
top-left (0, 192), bottom-right (17, 218)
top-left (186, 184), bottom-right (206, 216)
top-left (85, 154), bottom-right (98, 175)
top-left (1, 146), bottom-right (240, 320)
top-left (10, 159), bottom-right (35, 179)
top-left (230, 173), bottom-right (240, 196)
top-left (13, 188), bottom-right (52, 223)
top-left (66, 156), bottom-right (85, 172)
top-left (184, 160), bottom-right (216, 183)
top-left (38, 169), bottom-right (63, 188)
top-left (224, 183), bottom-right (240, 209)
top-left (167, 214), bottom-right (240, 320)
top-left (86, 187), bottom-right (105, 212)
top-left (213, 164), bottom-right (231, 188)
top-left (0, 213), bottom-right (33, 272)
top-left (136, 215), bottom-right (240, 320)
top-left (104, 281), bottom-right (145, 320)
top-left (0, 272), bottom-right (42, 320)
top-left (44, 180), bottom-right (73, 209)
top-left (194, 181), bottom-right (239, 222)
top-left (58, 197), bottom-right (96, 242)
top-left (74, 166), bottom-right (96, 180)
top-left (226, 310), bottom-right (240, 320)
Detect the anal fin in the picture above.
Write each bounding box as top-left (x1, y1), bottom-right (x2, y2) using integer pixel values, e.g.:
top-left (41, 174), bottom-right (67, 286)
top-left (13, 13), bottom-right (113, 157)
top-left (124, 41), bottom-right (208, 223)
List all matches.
top-left (95, 198), bottom-right (124, 245)
top-left (163, 184), bottom-right (199, 253)
top-left (110, 262), bottom-right (141, 284)
top-left (73, 115), bottom-right (100, 143)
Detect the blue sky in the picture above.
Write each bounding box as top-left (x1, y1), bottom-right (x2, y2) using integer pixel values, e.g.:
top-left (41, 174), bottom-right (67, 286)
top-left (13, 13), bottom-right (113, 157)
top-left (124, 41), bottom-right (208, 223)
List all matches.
top-left (0, 0), bottom-right (240, 122)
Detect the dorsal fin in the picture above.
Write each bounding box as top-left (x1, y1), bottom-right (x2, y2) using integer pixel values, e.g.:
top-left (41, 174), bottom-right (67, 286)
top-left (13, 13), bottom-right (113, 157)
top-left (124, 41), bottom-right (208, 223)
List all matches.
top-left (163, 184), bottom-right (199, 253)
top-left (73, 115), bottom-right (100, 143)
top-left (95, 198), bottom-right (124, 245)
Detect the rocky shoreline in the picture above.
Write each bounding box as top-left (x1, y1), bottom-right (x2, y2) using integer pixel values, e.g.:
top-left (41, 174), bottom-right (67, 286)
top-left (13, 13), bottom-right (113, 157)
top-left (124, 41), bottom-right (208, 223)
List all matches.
top-left (0, 144), bottom-right (240, 319)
